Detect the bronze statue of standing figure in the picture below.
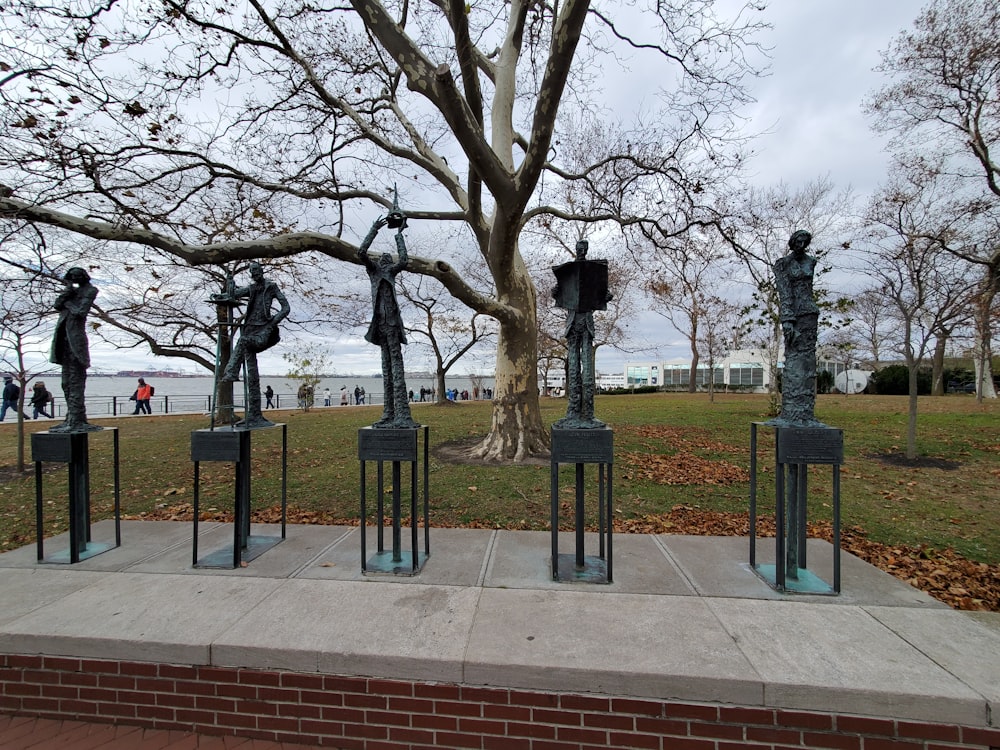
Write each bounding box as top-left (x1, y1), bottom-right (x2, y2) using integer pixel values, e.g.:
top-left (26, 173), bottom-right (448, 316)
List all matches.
top-left (49, 267), bottom-right (101, 433)
top-left (552, 239), bottom-right (610, 429)
top-left (359, 195), bottom-right (418, 430)
top-left (215, 261), bottom-right (290, 429)
top-left (771, 229), bottom-right (826, 427)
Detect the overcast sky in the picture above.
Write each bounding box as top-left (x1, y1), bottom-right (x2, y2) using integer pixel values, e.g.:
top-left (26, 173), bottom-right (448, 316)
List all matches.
top-left (71, 1), bottom-right (922, 377)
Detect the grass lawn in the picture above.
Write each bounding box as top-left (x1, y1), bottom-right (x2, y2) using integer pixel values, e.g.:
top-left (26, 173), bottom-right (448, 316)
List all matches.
top-left (1, 392), bottom-right (998, 566)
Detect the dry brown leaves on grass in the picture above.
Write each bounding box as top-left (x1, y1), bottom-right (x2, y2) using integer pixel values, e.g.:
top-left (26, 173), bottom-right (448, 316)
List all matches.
top-left (620, 425), bottom-right (749, 486)
top-left (127, 502), bottom-right (1000, 612)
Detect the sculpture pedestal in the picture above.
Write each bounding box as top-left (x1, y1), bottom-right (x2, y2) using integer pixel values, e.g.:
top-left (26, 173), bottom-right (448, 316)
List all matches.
top-left (32, 429), bottom-right (121, 564)
top-left (358, 426), bottom-right (429, 575)
top-left (750, 422), bottom-right (843, 594)
top-left (550, 427), bottom-right (613, 583)
top-left (190, 424), bottom-right (287, 569)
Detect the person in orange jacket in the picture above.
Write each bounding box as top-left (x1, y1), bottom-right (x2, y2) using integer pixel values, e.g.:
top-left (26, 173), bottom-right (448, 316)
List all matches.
top-left (132, 377), bottom-right (153, 415)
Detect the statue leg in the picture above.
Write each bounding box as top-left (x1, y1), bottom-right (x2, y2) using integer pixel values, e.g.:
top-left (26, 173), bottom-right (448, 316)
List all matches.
top-left (220, 339), bottom-right (246, 382)
top-left (566, 335), bottom-right (582, 420)
top-left (376, 344), bottom-right (395, 426)
top-left (388, 339), bottom-right (416, 428)
top-left (241, 355), bottom-right (272, 428)
top-left (580, 331), bottom-right (600, 424)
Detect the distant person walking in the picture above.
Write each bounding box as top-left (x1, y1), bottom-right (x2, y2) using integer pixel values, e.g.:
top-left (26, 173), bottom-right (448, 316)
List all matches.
top-left (30, 381), bottom-right (53, 419)
top-left (0, 375), bottom-right (29, 421)
top-left (265, 385), bottom-right (275, 409)
top-left (132, 378), bottom-right (153, 415)
top-left (354, 385), bottom-right (361, 405)
top-left (323, 387), bottom-right (331, 407)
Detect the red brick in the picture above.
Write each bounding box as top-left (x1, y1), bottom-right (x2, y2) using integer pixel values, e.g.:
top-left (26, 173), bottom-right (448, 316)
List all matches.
top-left (300, 718), bottom-right (344, 736)
top-left (172, 678), bottom-right (216, 696)
top-left (0, 667), bottom-right (24, 682)
top-left (612, 697), bottom-right (663, 716)
top-left (434, 732), bottom-right (485, 748)
top-left (241, 699), bottom-right (280, 716)
top-left (59, 672), bottom-right (97, 687)
top-left (665, 703), bottom-right (719, 721)
top-left (347, 722), bottom-right (388, 739)
top-left (510, 689), bottom-right (560, 708)
top-left (863, 740), bottom-right (922, 750)
top-left (484, 737), bottom-right (530, 750)
top-left (585, 713), bottom-right (635, 731)
top-left (280, 671), bottom-right (325, 689)
top-left (155, 692), bottom-right (195, 708)
top-left (747, 726), bottom-right (802, 744)
top-left (214, 710), bottom-right (257, 729)
top-left (287, 702), bottom-right (322, 719)
top-left (42, 657), bottom-right (81, 672)
top-left (6, 683), bottom-right (40, 696)
top-left (19, 696), bottom-right (61, 713)
top-left (895, 720), bottom-right (961, 742)
top-left (532, 742), bottom-right (583, 750)
top-left (192, 696), bottom-right (237, 712)
top-left (507, 720), bottom-right (557, 739)
top-left (609, 733), bottom-right (660, 749)
top-left (365, 709), bottom-right (410, 727)
top-left (459, 717), bottom-right (506, 735)
top-left (4, 655), bottom-right (42, 668)
top-left (388, 726), bottom-right (436, 744)
top-left (97, 674), bottom-right (135, 689)
top-left (482, 703), bottom-right (531, 721)
top-left (388, 695), bottom-right (434, 714)
top-left (556, 725), bottom-right (608, 744)
top-left (533, 708), bottom-right (582, 726)
top-left (135, 677), bottom-right (173, 693)
top-left (635, 716), bottom-right (688, 735)
top-left (561, 693), bottom-right (612, 712)
top-left (412, 682), bottom-right (461, 700)
top-left (77, 687), bottom-right (115, 702)
top-left (256, 715), bottom-right (299, 732)
top-left (690, 721), bottom-right (744, 740)
top-left (197, 666), bottom-right (241, 683)
top-left (238, 669), bottom-right (281, 686)
top-left (835, 715), bottom-right (895, 736)
top-left (655, 738), bottom-right (714, 750)
top-left (256, 686), bottom-right (300, 703)
top-left (322, 705), bottom-right (365, 724)
top-left (134, 705), bottom-right (171, 721)
top-left (778, 709), bottom-right (835, 730)
top-left (58, 698), bottom-right (98, 714)
top-left (213, 681), bottom-right (256, 700)
top-left (411, 713), bottom-right (457, 731)
top-left (300, 689), bottom-right (342, 706)
top-left (367, 678), bottom-right (414, 697)
top-left (344, 692), bottom-right (386, 709)
top-left (119, 661), bottom-right (158, 677)
top-left (461, 685), bottom-right (509, 704)
top-left (21, 669), bottom-right (61, 685)
top-left (962, 727), bottom-right (1000, 747)
top-left (803, 731), bottom-right (862, 749)
top-left (719, 705), bottom-right (776, 726)
top-left (156, 663), bottom-right (196, 680)
top-left (434, 699), bottom-right (482, 717)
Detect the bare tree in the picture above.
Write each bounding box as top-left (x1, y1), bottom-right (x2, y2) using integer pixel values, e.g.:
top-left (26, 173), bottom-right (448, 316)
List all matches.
top-left (0, 1), bottom-right (765, 461)
top-left (696, 294), bottom-right (741, 402)
top-left (864, 178), bottom-right (978, 459)
top-left (646, 229), bottom-right (733, 392)
top-left (867, 0), bottom-right (1000, 397)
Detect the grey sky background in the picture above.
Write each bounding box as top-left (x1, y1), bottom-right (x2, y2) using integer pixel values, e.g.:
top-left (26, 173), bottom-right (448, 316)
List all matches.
top-left (72, 1), bottom-right (921, 377)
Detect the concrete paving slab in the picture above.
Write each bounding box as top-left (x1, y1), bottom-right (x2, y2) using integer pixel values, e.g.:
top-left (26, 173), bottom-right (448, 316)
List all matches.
top-left (125, 523), bottom-right (352, 577)
top-left (295, 526), bottom-right (494, 586)
top-left (0, 572), bottom-right (283, 664)
top-left (0, 569), bottom-right (105, 625)
top-left (705, 598), bottom-right (986, 725)
top-left (463, 588), bottom-right (762, 705)
top-left (211, 579), bottom-right (480, 683)
top-left (0, 520), bottom-right (224, 572)
top-left (663, 535), bottom-right (947, 608)
top-left (484, 530), bottom-right (695, 594)
top-left (864, 606), bottom-right (1000, 718)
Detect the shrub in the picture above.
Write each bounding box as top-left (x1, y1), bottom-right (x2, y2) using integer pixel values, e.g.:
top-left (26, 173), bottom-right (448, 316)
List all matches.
top-left (870, 364), bottom-right (931, 395)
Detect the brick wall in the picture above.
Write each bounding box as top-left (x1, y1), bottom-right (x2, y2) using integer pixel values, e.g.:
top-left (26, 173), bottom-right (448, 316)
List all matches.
top-left (1, 654), bottom-right (997, 749)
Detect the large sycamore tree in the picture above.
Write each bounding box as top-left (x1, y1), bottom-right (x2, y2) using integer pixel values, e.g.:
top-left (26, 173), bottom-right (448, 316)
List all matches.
top-left (0, 0), bottom-right (762, 461)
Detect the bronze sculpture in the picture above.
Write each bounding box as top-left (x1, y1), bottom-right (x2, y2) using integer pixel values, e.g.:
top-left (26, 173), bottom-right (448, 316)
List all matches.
top-left (215, 262), bottom-right (290, 429)
top-left (772, 229), bottom-right (824, 426)
top-left (358, 199), bottom-right (418, 430)
top-left (49, 267), bottom-right (101, 433)
top-left (552, 240), bottom-right (610, 429)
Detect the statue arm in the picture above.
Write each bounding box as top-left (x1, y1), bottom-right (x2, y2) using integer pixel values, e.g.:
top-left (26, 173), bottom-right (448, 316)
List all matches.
top-left (394, 229), bottom-right (408, 270)
top-left (270, 285), bottom-right (291, 323)
top-left (59, 286), bottom-right (98, 317)
top-left (359, 217), bottom-right (388, 260)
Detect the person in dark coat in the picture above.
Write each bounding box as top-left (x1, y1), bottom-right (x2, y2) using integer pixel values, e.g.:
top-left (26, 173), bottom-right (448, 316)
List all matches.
top-left (50, 267), bottom-right (101, 432)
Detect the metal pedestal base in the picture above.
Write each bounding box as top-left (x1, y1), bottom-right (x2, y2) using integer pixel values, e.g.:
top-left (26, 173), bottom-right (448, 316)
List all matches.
top-left (550, 427), bottom-right (613, 584)
top-left (750, 422), bottom-right (843, 595)
top-left (191, 424), bottom-right (288, 569)
top-left (32, 429), bottom-right (121, 565)
top-left (359, 426), bottom-right (430, 576)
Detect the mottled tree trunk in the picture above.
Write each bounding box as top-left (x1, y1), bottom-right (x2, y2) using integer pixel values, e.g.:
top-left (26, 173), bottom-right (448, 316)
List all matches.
top-left (973, 268), bottom-right (998, 401)
top-left (931, 335), bottom-right (947, 396)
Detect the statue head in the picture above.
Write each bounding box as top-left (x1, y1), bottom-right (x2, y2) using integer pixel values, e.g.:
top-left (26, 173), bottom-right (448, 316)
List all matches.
top-left (378, 253), bottom-right (394, 268)
top-left (789, 230), bottom-right (812, 256)
top-left (575, 239), bottom-right (589, 260)
top-left (249, 261), bottom-right (264, 282)
top-left (63, 267), bottom-right (90, 287)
